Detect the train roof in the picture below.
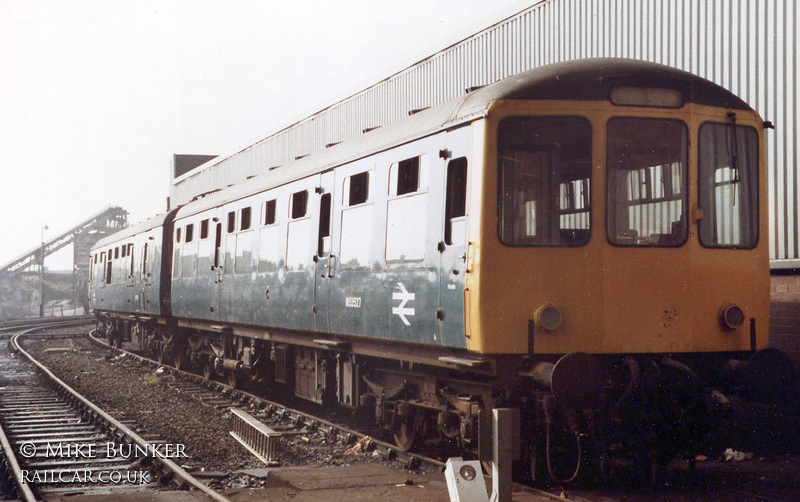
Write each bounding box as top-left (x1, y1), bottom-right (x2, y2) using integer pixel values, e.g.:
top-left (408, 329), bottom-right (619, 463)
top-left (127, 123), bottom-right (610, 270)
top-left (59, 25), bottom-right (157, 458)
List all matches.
top-left (92, 210), bottom-right (176, 250)
top-left (172, 58), bottom-right (753, 219)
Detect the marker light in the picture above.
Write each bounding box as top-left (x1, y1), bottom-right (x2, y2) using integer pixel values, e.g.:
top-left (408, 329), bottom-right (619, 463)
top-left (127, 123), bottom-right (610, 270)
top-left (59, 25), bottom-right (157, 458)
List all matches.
top-left (533, 303), bottom-right (563, 331)
top-left (720, 304), bottom-right (745, 330)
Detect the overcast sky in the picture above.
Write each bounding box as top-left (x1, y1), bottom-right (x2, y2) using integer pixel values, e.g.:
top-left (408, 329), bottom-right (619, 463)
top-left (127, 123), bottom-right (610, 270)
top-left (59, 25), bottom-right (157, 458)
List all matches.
top-left (0, 0), bottom-right (528, 269)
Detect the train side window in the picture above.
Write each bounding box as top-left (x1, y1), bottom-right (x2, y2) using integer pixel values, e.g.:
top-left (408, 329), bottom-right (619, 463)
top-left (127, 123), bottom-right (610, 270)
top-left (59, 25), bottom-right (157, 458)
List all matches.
top-left (186, 224), bottom-right (194, 243)
top-left (227, 211), bottom-right (235, 233)
top-left (141, 243), bottom-right (148, 278)
top-left (318, 193), bottom-right (332, 256)
top-left (397, 157), bottom-right (419, 195)
top-left (498, 116), bottom-right (592, 246)
top-left (445, 157), bottom-right (468, 245)
top-left (176, 228), bottom-right (182, 243)
top-left (389, 155), bottom-right (429, 196)
top-left (241, 207), bottom-right (252, 230)
top-left (291, 190), bottom-right (308, 219)
top-left (200, 219), bottom-right (209, 239)
top-left (114, 247), bottom-right (119, 259)
top-left (345, 172), bottom-right (370, 206)
top-left (121, 245), bottom-right (126, 258)
top-left (263, 199), bottom-right (277, 225)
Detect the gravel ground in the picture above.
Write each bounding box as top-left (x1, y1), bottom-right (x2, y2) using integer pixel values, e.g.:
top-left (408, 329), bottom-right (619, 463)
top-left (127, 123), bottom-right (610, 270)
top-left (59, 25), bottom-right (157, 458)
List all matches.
top-left (23, 334), bottom-right (258, 471)
top-left (18, 326), bottom-right (799, 500)
top-left (18, 328), bottom-right (392, 491)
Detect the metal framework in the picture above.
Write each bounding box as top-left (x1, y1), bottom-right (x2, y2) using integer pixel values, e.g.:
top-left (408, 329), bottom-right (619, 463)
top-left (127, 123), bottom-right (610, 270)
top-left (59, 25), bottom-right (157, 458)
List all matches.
top-left (0, 206), bottom-right (128, 278)
top-left (171, 0), bottom-right (797, 266)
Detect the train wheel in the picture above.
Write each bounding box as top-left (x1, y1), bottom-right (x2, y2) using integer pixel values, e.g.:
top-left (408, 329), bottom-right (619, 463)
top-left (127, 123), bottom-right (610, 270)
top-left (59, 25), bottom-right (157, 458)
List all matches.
top-left (392, 416), bottom-right (419, 451)
top-left (392, 402), bottom-right (421, 451)
top-left (156, 345), bottom-right (167, 365)
top-left (173, 352), bottom-right (189, 372)
top-left (227, 370), bottom-right (240, 389)
top-left (202, 361), bottom-right (213, 380)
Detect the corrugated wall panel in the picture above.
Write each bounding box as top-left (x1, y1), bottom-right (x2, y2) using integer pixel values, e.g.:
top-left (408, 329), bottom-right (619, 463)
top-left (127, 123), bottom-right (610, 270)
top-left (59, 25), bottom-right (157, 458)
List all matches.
top-left (172, 0), bottom-right (797, 265)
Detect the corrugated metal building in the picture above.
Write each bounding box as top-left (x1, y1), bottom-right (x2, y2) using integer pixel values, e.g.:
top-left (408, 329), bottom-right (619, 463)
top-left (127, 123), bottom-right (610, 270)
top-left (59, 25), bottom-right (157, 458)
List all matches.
top-left (171, 0), bottom-right (797, 268)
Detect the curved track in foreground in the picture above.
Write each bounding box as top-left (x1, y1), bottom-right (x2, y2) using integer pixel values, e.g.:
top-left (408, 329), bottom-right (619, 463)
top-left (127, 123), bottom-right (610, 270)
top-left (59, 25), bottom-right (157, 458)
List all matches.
top-left (0, 319), bottom-right (231, 502)
top-left (87, 328), bottom-right (567, 502)
top-left (88, 327), bottom-right (800, 502)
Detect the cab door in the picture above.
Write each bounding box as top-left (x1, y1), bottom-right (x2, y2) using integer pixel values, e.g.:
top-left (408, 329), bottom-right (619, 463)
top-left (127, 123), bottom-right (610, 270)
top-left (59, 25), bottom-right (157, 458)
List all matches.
top-left (438, 128), bottom-right (472, 348)
top-left (314, 171), bottom-right (335, 332)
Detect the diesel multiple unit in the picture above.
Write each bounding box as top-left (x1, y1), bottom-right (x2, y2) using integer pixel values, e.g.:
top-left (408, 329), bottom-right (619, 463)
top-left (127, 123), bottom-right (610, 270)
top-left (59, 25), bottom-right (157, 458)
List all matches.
top-left (90, 59), bottom-right (782, 483)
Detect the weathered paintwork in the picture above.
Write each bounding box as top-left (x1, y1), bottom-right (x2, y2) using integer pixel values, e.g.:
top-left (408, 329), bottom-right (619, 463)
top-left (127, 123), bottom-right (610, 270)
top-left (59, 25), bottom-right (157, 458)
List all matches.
top-left (92, 59), bottom-right (769, 361)
top-left (90, 210), bottom-right (176, 316)
top-left (170, 127), bottom-right (473, 348)
top-left (466, 99), bottom-right (769, 355)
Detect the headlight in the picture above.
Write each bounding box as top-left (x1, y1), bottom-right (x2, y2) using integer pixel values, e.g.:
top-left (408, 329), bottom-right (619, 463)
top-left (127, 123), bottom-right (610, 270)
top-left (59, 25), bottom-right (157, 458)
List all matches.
top-left (532, 303), bottom-right (563, 331)
top-left (720, 304), bottom-right (745, 330)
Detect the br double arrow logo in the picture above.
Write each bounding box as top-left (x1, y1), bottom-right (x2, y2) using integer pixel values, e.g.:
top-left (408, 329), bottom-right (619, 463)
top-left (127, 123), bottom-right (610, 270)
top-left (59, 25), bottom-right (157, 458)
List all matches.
top-left (392, 282), bottom-right (415, 326)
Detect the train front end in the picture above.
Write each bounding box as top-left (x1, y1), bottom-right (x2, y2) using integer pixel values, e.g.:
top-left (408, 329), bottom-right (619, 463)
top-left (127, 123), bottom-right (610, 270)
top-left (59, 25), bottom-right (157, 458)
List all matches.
top-left (465, 60), bottom-right (779, 480)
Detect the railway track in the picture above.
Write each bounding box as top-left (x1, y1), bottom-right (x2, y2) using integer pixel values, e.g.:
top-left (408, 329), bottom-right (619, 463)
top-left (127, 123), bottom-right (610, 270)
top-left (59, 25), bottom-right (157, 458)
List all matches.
top-left (0, 319), bottom-right (231, 501)
top-left (88, 329), bottom-right (449, 470)
top-left (85, 328), bottom-right (568, 501)
top-left (84, 328), bottom-right (800, 502)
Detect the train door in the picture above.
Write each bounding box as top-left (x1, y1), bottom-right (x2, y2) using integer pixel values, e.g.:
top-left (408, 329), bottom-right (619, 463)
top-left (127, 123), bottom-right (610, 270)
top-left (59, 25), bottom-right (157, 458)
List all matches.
top-left (210, 220), bottom-right (223, 320)
top-left (139, 241), bottom-right (149, 312)
top-left (127, 243), bottom-right (136, 309)
top-left (439, 128), bottom-right (471, 347)
top-left (314, 171), bottom-right (335, 332)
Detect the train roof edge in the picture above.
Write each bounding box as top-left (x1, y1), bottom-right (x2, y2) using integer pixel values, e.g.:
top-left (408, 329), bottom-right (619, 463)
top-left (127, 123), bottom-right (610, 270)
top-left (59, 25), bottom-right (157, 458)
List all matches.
top-left (92, 209), bottom-right (179, 250)
top-left (101, 58), bottom-right (756, 237)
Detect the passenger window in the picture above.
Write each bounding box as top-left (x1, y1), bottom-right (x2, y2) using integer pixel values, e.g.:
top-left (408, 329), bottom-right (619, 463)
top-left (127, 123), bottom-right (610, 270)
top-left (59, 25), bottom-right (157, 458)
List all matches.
top-left (241, 207), bottom-right (252, 230)
top-left (115, 247), bottom-right (119, 259)
top-left (121, 246), bottom-right (126, 258)
top-left (200, 219), bottom-right (209, 239)
top-left (176, 228), bottom-right (182, 243)
top-left (345, 172), bottom-right (370, 206)
top-left (186, 224), bottom-right (194, 243)
top-left (141, 243), bottom-right (148, 278)
top-left (498, 116), bottom-right (592, 246)
top-left (264, 199), bottom-right (277, 225)
top-left (318, 193), bottom-right (332, 256)
top-left (445, 157), bottom-right (468, 245)
top-left (227, 211), bottom-right (235, 233)
top-left (291, 190), bottom-right (308, 219)
top-left (397, 157), bottom-right (419, 195)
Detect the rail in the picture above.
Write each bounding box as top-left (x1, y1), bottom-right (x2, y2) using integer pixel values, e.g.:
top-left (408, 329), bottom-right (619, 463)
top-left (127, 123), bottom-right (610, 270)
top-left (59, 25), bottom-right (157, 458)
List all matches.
top-left (87, 329), bottom-right (568, 502)
top-left (3, 323), bottom-right (231, 502)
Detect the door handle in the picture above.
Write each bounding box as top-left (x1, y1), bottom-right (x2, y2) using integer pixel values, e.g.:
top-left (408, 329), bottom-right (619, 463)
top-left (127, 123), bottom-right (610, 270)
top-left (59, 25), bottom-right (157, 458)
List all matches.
top-left (327, 255), bottom-right (336, 278)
